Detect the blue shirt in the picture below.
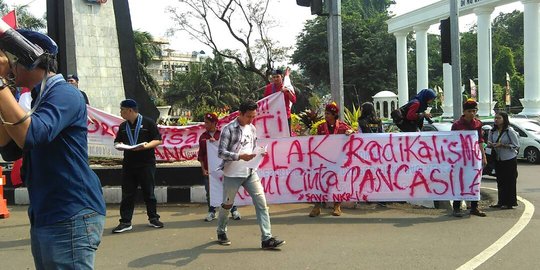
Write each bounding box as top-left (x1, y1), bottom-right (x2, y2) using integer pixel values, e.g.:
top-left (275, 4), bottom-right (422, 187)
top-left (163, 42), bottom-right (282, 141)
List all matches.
top-left (24, 74), bottom-right (106, 227)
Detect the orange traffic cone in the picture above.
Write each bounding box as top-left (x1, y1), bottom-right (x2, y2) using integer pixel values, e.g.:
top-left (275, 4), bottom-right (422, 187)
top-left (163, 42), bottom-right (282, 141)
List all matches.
top-left (0, 167), bottom-right (10, 219)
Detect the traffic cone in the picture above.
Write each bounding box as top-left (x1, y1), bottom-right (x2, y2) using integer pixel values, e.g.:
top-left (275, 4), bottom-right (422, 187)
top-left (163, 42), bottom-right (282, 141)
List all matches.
top-left (0, 167), bottom-right (10, 219)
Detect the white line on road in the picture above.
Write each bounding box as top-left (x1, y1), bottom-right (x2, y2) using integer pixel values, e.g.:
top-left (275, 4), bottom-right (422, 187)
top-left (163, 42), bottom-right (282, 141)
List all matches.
top-left (457, 187), bottom-right (535, 270)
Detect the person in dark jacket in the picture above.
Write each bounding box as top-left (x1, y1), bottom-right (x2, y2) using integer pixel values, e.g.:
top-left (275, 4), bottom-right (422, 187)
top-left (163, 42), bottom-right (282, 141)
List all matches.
top-left (358, 102), bottom-right (383, 133)
top-left (112, 99), bottom-right (164, 233)
top-left (400, 88), bottom-right (436, 132)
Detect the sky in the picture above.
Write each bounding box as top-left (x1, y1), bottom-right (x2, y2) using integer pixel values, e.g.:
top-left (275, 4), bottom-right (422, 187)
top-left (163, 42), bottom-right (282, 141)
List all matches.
top-left (4, 0), bottom-right (523, 55)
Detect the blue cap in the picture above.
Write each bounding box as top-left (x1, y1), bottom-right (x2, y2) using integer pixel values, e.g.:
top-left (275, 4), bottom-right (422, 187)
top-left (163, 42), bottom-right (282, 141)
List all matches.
top-left (16, 29), bottom-right (58, 55)
top-left (120, 99), bottom-right (137, 108)
top-left (271, 69), bottom-right (283, 75)
top-left (67, 74), bottom-right (79, 82)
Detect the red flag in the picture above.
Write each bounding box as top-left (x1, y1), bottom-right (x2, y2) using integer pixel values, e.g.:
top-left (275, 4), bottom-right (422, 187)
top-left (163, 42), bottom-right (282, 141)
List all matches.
top-left (2, 10), bottom-right (17, 28)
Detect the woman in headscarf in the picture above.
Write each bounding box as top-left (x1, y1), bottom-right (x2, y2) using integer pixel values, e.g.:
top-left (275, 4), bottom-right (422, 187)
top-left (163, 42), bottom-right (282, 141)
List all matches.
top-left (400, 88), bottom-right (437, 132)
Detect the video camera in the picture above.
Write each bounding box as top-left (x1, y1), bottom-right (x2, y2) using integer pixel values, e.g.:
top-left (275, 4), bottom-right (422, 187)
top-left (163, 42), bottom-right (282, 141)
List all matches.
top-left (0, 19), bottom-right (46, 70)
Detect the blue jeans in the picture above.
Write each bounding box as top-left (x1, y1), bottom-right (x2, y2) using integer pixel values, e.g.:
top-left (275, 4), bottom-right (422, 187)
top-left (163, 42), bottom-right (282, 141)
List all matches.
top-left (30, 208), bottom-right (105, 270)
top-left (217, 172), bottom-right (272, 241)
top-left (203, 175), bottom-right (237, 213)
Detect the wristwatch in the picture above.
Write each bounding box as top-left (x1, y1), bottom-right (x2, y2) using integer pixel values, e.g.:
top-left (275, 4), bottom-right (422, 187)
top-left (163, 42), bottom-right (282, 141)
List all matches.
top-left (0, 76), bottom-right (8, 90)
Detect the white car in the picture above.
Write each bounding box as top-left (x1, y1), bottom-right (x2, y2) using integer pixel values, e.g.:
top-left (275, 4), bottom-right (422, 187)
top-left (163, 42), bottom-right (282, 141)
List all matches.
top-left (481, 117), bottom-right (540, 164)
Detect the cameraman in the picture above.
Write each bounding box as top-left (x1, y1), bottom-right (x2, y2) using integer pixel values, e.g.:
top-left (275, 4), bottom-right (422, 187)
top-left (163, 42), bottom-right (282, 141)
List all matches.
top-left (0, 30), bottom-right (105, 269)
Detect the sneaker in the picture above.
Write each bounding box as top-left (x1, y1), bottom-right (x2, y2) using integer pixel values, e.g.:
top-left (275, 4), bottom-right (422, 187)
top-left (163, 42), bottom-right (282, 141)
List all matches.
top-left (262, 237), bottom-right (285, 249)
top-left (148, 218), bottom-right (164, 228)
top-left (112, 222), bottom-right (132, 233)
top-left (231, 210), bottom-right (241, 220)
top-left (217, 233), bottom-right (231, 245)
top-left (309, 206), bottom-right (321, 217)
top-left (205, 212), bottom-right (216, 222)
top-left (452, 210), bottom-right (463, 218)
top-left (470, 209), bottom-right (487, 217)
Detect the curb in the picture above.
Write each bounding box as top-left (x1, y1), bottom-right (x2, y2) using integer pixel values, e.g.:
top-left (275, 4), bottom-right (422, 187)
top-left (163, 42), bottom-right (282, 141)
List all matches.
top-left (3, 185), bottom-right (207, 205)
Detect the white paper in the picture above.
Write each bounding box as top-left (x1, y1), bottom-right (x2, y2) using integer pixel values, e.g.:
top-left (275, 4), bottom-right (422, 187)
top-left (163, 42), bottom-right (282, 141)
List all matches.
top-left (485, 147), bottom-right (492, 155)
top-left (114, 142), bottom-right (146, 151)
top-left (245, 145), bottom-right (267, 169)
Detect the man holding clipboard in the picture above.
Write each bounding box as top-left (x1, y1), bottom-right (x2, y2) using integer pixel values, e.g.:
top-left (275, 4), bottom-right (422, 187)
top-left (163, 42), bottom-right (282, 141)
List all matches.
top-left (112, 99), bottom-right (163, 233)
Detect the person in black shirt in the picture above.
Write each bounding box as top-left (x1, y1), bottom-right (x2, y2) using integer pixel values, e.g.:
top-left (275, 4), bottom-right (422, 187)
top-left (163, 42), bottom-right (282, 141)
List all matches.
top-left (358, 102), bottom-right (383, 133)
top-left (112, 99), bottom-right (163, 233)
top-left (66, 74), bottom-right (90, 105)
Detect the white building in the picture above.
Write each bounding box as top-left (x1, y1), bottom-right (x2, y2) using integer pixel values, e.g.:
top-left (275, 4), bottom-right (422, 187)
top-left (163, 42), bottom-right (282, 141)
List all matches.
top-left (387, 0), bottom-right (540, 117)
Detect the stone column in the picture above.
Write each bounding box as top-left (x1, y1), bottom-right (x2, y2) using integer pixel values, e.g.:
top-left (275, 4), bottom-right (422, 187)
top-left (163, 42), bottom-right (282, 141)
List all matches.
top-left (414, 25), bottom-right (430, 93)
top-left (521, 0), bottom-right (540, 116)
top-left (474, 7), bottom-right (495, 116)
top-left (395, 31), bottom-right (409, 106)
top-left (442, 63), bottom-right (453, 117)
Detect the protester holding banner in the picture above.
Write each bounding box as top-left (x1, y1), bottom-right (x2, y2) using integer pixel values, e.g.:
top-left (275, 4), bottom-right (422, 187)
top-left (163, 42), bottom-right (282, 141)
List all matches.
top-left (487, 111), bottom-right (520, 210)
top-left (0, 30), bottom-right (106, 269)
top-left (399, 88), bottom-right (436, 132)
top-left (358, 102), bottom-right (383, 133)
top-left (216, 100), bottom-right (285, 249)
top-left (451, 99), bottom-right (488, 217)
top-left (198, 112), bottom-right (241, 222)
top-left (112, 99), bottom-right (164, 233)
top-left (309, 102), bottom-right (353, 217)
top-left (264, 69), bottom-right (296, 134)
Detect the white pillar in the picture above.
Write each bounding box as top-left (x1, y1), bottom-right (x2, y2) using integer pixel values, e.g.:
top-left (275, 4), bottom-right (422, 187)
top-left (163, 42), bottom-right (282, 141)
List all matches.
top-left (395, 31), bottom-right (409, 106)
top-left (475, 7), bottom-right (495, 117)
top-left (521, 0), bottom-right (540, 116)
top-left (442, 63), bottom-right (453, 117)
top-left (414, 25), bottom-right (430, 93)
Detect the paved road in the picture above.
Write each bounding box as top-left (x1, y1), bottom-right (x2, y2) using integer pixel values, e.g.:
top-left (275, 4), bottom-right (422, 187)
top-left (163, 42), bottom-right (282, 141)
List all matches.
top-left (1, 161), bottom-right (539, 270)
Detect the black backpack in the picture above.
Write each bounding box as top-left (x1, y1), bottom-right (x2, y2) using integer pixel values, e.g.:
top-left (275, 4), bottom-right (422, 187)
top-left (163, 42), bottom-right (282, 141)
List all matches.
top-left (391, 102), bottom-right (417, 132)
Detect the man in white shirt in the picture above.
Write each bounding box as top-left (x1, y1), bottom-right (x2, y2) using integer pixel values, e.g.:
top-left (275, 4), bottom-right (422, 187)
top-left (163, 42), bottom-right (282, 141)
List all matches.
top-left (216, 100), bottom-right (285, 250)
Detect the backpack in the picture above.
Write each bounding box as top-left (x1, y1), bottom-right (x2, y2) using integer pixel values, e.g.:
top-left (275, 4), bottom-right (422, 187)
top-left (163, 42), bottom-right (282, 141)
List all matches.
top-left (391, 102), bottom-right (417, 132)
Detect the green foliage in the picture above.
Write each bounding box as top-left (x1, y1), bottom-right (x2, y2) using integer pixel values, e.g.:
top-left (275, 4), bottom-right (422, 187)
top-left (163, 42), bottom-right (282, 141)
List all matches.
top-left (176, 116), bottom-right (190, 126)
top-left (1, 3), bottom-right (46, 31)
top-left (292, 0), bottom-right (396, 108)
top-left (165, 53), bottom-right (264, 113)
top-left (133, 31), bottom-right (161, 99)
top-left (190, 101), bottom-right (222, 122)
top-left (290, 113), bottom-right (307, 136)
top-left (493, 46), bottom-right (516, 86)
top-left (343, 104), bottom-right (361, 131)
top-left (493, 84), bottom-right (505, 109)
top-left (310, 119), bottom-right (326, 135)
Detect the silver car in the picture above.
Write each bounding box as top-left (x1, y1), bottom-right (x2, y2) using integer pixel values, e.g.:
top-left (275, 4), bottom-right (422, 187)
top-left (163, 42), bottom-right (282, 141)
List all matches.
top-left (481, 117), bottom-right (540, 164)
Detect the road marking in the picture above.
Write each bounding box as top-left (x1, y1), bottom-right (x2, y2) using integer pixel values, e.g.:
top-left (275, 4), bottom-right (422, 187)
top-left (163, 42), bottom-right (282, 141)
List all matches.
top-left (457, 187), bottom-right (535, 270)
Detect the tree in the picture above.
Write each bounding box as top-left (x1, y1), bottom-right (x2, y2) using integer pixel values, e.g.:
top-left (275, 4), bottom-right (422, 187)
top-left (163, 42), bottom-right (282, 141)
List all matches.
top-left (292, 0), bottom-right (396, 108)
top-left (167, 0), bottom-right (289, 83)
top-left (133, 30), bottom-right (161, 101)
top-left (164, 53), bottom-right (264, 116)
top-left (0, 2), bottom-right (46, 31)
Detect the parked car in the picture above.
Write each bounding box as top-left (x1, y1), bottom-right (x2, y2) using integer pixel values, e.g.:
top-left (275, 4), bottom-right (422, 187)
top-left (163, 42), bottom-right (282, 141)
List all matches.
top-left (420, 122), bottom-right (453, 132)
top-left (481, 117), bottom-right (540, 164)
